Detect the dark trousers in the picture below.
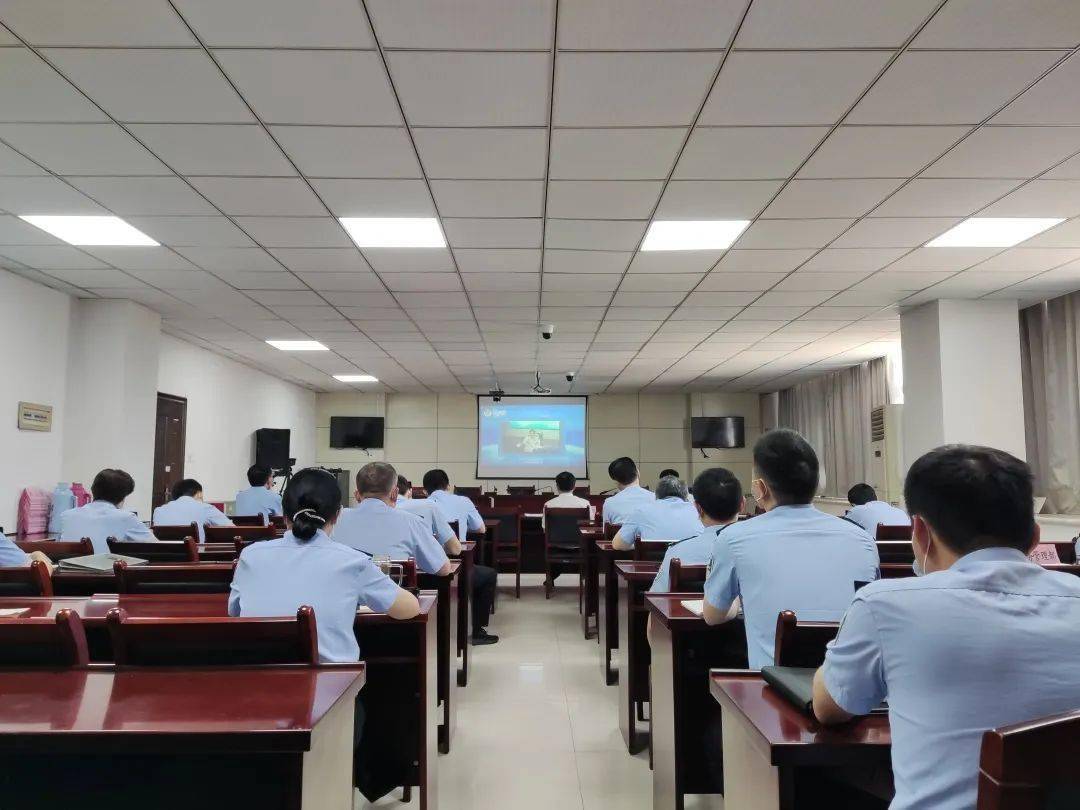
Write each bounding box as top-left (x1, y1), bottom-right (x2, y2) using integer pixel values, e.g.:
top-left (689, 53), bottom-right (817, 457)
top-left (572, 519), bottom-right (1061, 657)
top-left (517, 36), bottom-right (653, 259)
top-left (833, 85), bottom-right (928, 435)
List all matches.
top-left (471, 564), bottom-right (497, 635)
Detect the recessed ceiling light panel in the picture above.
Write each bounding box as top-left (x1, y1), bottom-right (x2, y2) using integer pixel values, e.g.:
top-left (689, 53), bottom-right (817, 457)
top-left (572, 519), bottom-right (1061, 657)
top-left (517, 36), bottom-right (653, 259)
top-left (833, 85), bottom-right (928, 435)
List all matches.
top-left (926, 217), bottom-right (1064, 248)
top-left (641, 220), bottom-right (750, 251)
top-left (339, 217), bottom-right (446, 248)
top-left (19, 215), bottom-right (159, 246)
top-left (266, 340), bottom-right (329, 351)
top-left (333, 374), bottom-right (378, 383)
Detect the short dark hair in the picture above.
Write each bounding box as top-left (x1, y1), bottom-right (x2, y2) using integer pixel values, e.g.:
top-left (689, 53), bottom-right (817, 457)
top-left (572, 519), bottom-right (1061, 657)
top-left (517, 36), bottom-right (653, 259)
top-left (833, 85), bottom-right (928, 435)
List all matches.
top-left (904, 445), bottom-right (1035, 556)
top-left (692, 468), bottom-right (743, 522)
top-left (608, 457), bottom-right (638, 486)
top-left (753, 429), bottom-right (819, 505)
top-left (171, 479), bottom-right (202, 500)
top-left (247, 464), bottom-right (272, 487)
top-left (91, 469), bottom-right (136, 505)
top-left (847, 483), bottom-right (877, 506)
top-left (423, 468), bottom-right (450, 493)
top-left (555, 471), bottom-right (576, 492)
top-left (397, 475), bottom-right (412, 494)
top-left (659, 468), bottom-right (680, 479)
top-left (356, 462), bottom-right (396, 497)
top-left (282, 468), bottom-right (342, 542)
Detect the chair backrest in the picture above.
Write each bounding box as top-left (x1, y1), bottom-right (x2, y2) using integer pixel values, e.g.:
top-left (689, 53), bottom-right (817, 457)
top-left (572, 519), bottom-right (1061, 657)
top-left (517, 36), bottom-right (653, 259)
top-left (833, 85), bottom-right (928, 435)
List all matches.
top-left (876, 523), bottom-right (913, 540)
top-left (0, 560), bottom-right (53, 597)
top-left (230, 514), bottom-right (267, 527)
top-left (150, 522), bottom-right (200, 541)
top-left (877, 540), bottom-right (916, 564)
top-left (668, 559), bottom-right (707, 592)
top-left (507, 485), bottom-right (536, 495)
top-left (603, 522), bottom-right (622, 542)
top-left (16, 538), bottom-right (94, 562)
top-left (381, 558), bottom-right (418, 589)
top-left (977, 709), bottom-right (1080, 810)
top-left (204, 524), bottom-right (276, 543)
top-left (573, 486), bottom-right (591, 496)
top-left (108, 537), bottom-right (199, 562)
top-left (773, 610), bottom-right (840, 668)
top-left (0, 609), bottom-right (89, 667)
top-left (114, 560), bottom-right (237, 594)
top-left (545, 508), bottom-right (588, 548)
top-left (106, 605), bottom-right (319, 666)
top-left (269, 515), bottom-right (286, 531)
top-left (632, 539), bottom-right (671, 562)
top-left (479, 507), bottom-right (523, 546)
top-left (445, 519), bottom-right (462, 542)
top-left (454, 486), bottom-right (481, 497)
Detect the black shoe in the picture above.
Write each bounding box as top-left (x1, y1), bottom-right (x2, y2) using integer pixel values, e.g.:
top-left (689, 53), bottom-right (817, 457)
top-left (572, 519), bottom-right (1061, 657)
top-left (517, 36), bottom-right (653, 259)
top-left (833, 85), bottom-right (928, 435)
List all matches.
top-left (471, 631), bottom-right (499, 646)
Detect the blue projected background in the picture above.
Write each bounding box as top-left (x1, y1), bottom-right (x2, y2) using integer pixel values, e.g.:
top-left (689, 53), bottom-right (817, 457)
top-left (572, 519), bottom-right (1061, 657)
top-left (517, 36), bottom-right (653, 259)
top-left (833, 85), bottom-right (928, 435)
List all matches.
top-left (477, 396), bottom-right (587, 479)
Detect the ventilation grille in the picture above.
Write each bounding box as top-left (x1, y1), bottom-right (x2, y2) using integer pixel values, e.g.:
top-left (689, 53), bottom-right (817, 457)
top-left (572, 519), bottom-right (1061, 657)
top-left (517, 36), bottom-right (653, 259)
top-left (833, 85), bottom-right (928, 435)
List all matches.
top-left (870, 406), bottom-right (885, 442)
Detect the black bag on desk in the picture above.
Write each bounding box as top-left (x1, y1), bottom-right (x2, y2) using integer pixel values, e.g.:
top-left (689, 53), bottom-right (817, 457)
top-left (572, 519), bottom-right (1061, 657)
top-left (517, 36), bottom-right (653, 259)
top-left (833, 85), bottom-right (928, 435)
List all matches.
top-left (762, 665), bottom-right (888, 715)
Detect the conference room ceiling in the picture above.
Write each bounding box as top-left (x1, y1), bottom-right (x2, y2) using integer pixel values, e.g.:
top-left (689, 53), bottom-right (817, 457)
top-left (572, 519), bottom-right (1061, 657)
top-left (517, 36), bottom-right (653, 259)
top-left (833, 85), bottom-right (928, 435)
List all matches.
top-left (2, 1), bottom-right (1080, 395)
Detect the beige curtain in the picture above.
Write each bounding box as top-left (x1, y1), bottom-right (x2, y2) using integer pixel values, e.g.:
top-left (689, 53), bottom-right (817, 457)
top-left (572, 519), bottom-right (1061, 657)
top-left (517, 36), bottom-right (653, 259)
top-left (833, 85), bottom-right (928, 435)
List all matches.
top-left (1021, 294), bottom-right (1080, 514)
top-left (776, 357), bottom-right (891, 498)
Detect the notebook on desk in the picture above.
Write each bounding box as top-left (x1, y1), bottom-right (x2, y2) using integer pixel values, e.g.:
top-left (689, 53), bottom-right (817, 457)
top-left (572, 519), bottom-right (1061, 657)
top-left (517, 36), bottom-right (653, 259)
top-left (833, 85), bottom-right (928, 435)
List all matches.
top-left (762, 666), bottom-right (888, 716)
top-left (58, 553), bottom-right (149, 572)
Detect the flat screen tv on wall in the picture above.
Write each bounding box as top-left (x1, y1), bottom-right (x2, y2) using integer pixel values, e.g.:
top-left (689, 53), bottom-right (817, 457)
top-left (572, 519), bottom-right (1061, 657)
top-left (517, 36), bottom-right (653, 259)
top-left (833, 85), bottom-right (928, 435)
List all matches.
top-left (690, 416), bottom-right (745, 449)
top-left (329, 416), bottom-right (385, 449)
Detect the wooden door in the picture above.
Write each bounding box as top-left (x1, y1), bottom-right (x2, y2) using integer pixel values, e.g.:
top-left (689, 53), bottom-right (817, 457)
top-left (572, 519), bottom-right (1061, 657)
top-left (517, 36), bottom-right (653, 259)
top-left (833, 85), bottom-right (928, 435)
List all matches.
top-left (152, 394), bottom-right (187, 511)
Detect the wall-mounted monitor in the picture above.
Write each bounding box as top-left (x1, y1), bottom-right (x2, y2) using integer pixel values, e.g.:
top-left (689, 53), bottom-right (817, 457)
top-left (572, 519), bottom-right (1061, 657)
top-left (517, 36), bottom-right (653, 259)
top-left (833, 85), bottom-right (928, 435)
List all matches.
top-left (329, 416), bottom-right (384, 449)
top-left (690, 416), bottom-right (745, 449)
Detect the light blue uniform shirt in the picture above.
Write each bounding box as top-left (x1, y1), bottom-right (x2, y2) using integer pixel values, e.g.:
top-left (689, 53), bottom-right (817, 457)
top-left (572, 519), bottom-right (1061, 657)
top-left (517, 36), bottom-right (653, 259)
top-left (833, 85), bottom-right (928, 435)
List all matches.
top-left (335, 498), bottom-right (449, 575)
top-left (823, 548), bottom-right (1080, 810)
top-left (396, 497), bottom-right (456, 546)
top-left (602, 484), bottom-right (655, 525)
top-left (704, 504), bottom-right (878, 670)
top-left (234, 485), bottom-right (283, 518)
top-left (58, 500), bottom-right (155, 554)
top-left (152, 496), bottom-right (233, 543)
top-left (846, 500), bottom-right (911, 536)
top-left (649, 524), bottom-right (723, 593)
top-left (426, 490), bottom-right (484, 533)
top-left (228, 529), bottom-right (400, 663)
top-left (0, 535), bottom-right (28, 567)
top-left (620, 496), bottom-right (704, 547)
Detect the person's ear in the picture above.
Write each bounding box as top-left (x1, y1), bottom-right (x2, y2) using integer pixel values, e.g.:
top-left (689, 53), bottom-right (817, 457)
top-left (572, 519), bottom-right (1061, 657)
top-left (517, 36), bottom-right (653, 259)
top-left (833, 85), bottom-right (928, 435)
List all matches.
top-left (354, 489), bottom-right (361, 502)
top-left (911, 514), bottom-right (932, 560)
top-left (737, 495), bottom-right (746, 515)
top-left (1026, 522), bottom-right (1041, 555)
top-left (694, 501), bottom-right (705, 520)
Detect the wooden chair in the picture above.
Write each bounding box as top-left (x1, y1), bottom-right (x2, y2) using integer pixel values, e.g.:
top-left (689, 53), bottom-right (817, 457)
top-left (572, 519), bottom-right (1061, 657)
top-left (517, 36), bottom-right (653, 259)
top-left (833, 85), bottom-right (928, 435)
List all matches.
top-left (876, 523), bottom-right (913, 540)
top-left (454, 486), bottom-right (481, 497)
top-left (667, 559), bottom-right (707, 592)
top-left (150, 522), bottom-right (199, 541)
top-left (269, 515), bottom-right (286, 532)
top-left (204, 524), bottom-right (276, 543)
top-left (507, 485), bottom-right (536, 495)
top-left (0, 610), bottom-right (88, 667)
top-left (877, 540), bottom-right (916, 564)
top-left (15, 538), bottom-right (93, 562)
top-left (0, 561), bottom-right (53, 597)
top-left (481, 507), bottom-right (523, 598)
top-left (632, 538), bottom-right (672, 562)
top-left (108, 537), bottom-right (199, 563)
top-left (114, 560), bottom-right (236, 594)
top-left (603, 522), bottom-right (622, 542)
top-left (773, 610), bottom-right (840, 668)
top-left (573, 486), bottom-right (591, 496)
top-left (230, 514), bottom-right (267, 527)
top-left (106, 605), bottom-right (319, 666)
top-left (977, 708), bottom-right (1080, 809)
top-left (544, 507), bottom-right (589, 599)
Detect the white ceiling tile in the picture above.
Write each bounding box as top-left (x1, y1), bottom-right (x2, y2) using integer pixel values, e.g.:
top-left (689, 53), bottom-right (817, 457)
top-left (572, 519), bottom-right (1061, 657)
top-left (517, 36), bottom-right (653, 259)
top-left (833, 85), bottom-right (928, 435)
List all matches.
top-left (1023, 219), bottom-right (1080, 248)
top-left (886, 247), bottom-right (999, 272)
top-left (831, 217), bottom-right (961, 248)
top-left (545, 219), bottom-right (646, 250)
top-left (715, 249), bottom-right (815, 272)
top-left (699, 272), bottom-right (786, 291)
top-left (738, 0), bottom-right (938, 47)
top-left (734, 218), bottom-right (853, 248)
top-left (546, 181), bottom-right (662, 220)
top-left (462, 273), bottom-right (539, 292)
top-left (736, 306), bottom-right (812, 320)
top-left (1044, 154), bottom-right (1080, 180)
top-left (1, 0), bottom-right (194, 45)
top-left (853, 272), bottom-right (952, 291)
top-left (871, 178), bottom-right (1022, 217)
top-left (298, 272), bottom-right (384, 292)
top-left (542, 249), bottom-right (630, 274)
top-left (559, 0), bottom-right (743, 49)
top-left (413, 128), bottom-right (547, 180)
top-left (0, 245), bottom-right (108, 269)
top-left (555, 52), bottom-right (719, 127)
top-left (216, 50), bottom-right (400, 125)
top-left (676, 127), bottom-right (827, 180)
top-left (264, 248), bottom-right (367, 272)
top-left (549, 128), bottom-right (686, 180)
top-left (174, 0), bottom-right (375, 47)
top-left (798, 126), bottom-right (967, 179)
top-left (542, 291), bottom-right (612, 307)
top-left (701, 51), bottom-right (890, 125)
top-left (753, 290), bottom-right (834, 307)
top-left (914, 0), bottom-right (1080, 48)
top-left (627, 250), bottom-right (723, 274)
top-left (0, 215), bottom-right (64, 244)
top-left (799, 248), bottom-right (907, 272)
top-left (849, 51), bottom-right (1063, 125)
top-left (173, 247), bottom-right (281, 272)
top-left (382, 272), bottom-right (463, 293)
top-left (80, 246), bottom-right (198, 271)
top-left (454, 248), bottom-right (540, 273)
top-left (683, 290), bottom-right (759, 307)
top-left (234, 217), bottom-right (350, 248)
top-left (430, 180), bottom-right (544, 218)
top-left (468, 291), bottom-right (538, 307)
top-left (0, 123), bottom-right (168, 175)
top-left (994, 54), bottom-right (1080, 125)
top-left (44, 48), bottom-right (252, 123)
top-left (969, 248), bottom-right (1080, 273)
top-left (66, 176), bottom-right (218, 215)
top-left (980, 180), bottom-right (1080, 218)
top-left (657, 180), bottom-right (783, 218)
top-left (389, 52), bottom-right (549, 126)
top-left (924, 126), bottom-right (1080, 179)
top-left (591, 273), bottom-right (672, 292)
top-left (774, 271), bottom-right (869, 290)
top-left (246, 290), bottom-right (326, 307)
top-left (271, 126), bottom-right (420, 178)
top-left (130, 268), bottom-right (234, 290)
top-left (763, 178), bottom-right (903, 218)
top-left (186, 177), bottom-right (325, 216)
top-left (361, 248), bottom-right (454, 273)
top-left (310, 178), bottom-right (434, 217)
top-left (0, 141), bottom-right (45, 176)
top-left (610, 290), bottom-right (684, 307)
top-left (368, 0), bottom-right (553, 48)
top-left (0, 176), bottom-right (105, 214)
top-left (127, 216), bottom-right (255, 247)
top-left (218, 270), bottom-right (306, 290)
top-left (38, 266), bottom-right (136, 288)
top-left (0, 49), bottom-right (108, 122)
top-left (443, 218), bottom-right (542, 248)
top-left (128, 124), bottom-right (295, 176)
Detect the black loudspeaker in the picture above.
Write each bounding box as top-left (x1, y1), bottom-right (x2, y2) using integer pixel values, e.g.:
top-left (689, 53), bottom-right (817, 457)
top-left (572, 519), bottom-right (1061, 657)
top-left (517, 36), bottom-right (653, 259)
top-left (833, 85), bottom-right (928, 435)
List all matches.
top-left (254, 428), bottom-right (291, 470)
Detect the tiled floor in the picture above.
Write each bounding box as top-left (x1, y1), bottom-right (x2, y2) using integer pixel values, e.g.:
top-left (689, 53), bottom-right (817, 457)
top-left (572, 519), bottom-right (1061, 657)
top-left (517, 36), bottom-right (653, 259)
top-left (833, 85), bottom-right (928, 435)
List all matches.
top-left (359, 574), bottom-right (723, 810)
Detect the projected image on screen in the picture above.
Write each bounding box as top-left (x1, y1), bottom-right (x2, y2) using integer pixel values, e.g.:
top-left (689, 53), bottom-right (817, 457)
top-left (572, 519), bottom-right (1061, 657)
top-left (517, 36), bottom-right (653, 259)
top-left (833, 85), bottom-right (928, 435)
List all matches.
top-left (477, 396), bottom-right (587, 479)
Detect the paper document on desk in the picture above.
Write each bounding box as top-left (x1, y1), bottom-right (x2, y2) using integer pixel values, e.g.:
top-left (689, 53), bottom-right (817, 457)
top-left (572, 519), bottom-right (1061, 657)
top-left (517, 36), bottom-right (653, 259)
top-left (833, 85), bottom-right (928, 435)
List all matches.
top-left (681, 599), bottom-right (704, 616)
top-left (58, 553), bottom-right (148, 572)
top-left (357, 605), bottom-right (374, 614)
top-left (0, 607), bottom-right (30, 617)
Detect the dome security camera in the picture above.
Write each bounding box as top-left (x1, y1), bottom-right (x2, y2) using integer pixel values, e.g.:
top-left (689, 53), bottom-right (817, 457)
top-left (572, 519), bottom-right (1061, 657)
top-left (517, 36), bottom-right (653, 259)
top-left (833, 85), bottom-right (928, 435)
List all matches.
top-left (541, 323), bottom-right (555, 340)
top-left (566, 371), bottom-right (576, 382)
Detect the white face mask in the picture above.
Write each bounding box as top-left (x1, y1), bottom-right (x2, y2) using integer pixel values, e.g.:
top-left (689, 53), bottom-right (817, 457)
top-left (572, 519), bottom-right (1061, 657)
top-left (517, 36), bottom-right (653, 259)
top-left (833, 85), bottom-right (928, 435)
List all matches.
top-left (913, 542), bottom-right (930, 576)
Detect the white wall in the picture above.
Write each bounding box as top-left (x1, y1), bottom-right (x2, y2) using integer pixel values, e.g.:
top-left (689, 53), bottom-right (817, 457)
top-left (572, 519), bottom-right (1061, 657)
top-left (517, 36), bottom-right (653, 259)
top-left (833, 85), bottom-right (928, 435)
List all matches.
top-left (157, 334), bottom-right (316, 503)
top-left (0, 270), bottom-right (72, 532)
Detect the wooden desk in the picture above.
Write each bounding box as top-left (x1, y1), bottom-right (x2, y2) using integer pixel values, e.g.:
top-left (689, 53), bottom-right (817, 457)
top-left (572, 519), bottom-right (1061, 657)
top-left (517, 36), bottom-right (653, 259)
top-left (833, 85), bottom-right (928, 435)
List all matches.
top-left (597, 540), bottom-right (631, 685)
top-left (419, 560), bottom-right (461, 754)
top-left (647, 594), bottom-right (749, 810)
top-left (616, 561), bottom-right (659, 754)
top-left (456, 540), bottom-right (475, 687)
top-left (0, 666), bottom-right (365, 810)
top-left (479, 518), bottom-right (500, 567)
top-left (710, 672), bottom-right (891, 810)
top-left (579, 525), bottom-right (603, 639)
top-left (51, 562), bottom-right (235, 596)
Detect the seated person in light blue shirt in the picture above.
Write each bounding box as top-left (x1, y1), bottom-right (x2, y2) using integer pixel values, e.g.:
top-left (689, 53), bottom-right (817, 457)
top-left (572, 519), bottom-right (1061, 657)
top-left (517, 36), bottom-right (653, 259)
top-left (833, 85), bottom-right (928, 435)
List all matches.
top-left (396, 475), bottom-right (458, 551)
top-left (844, 482), bottom-right (911, 537)
top-left (659, 468), bottom-right (694, 504)
top-left (601, 457), bottom-right (655, 526)
top-left (814, 445), bottom-right (1080, 810)
top-left (234, 464), bottom-right (283, 519)
top-left (703, 429), bottom-right (879, 669)
top-left (649, 468), bottom-right (742, 593)
top-left (335, 462), bottom-right (452, 577)
top-left (59, 468), bottom-right (156, 554)
top-left (613, 476), bottom-right (704, 551)
top-left (152, 478), bottom-right (233, 543)
top-left (0, 534), bottom-right (54, 571)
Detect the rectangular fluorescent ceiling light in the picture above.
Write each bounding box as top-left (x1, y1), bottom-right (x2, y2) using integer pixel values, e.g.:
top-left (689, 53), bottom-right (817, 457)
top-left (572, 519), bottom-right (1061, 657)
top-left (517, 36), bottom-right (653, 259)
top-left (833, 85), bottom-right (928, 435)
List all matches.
top-left (334, 374), bottom-right (378, 383)
top-left (19, 215), bottom-right (158, 246)
top-left (339, 217), bottom-right (445, 248)
top-left (926, 217), bottom-right (1064, 248)
top-left (266, 340), bottom-right (328, 351)
top-left (641, 220), bottom-right (750, 251)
